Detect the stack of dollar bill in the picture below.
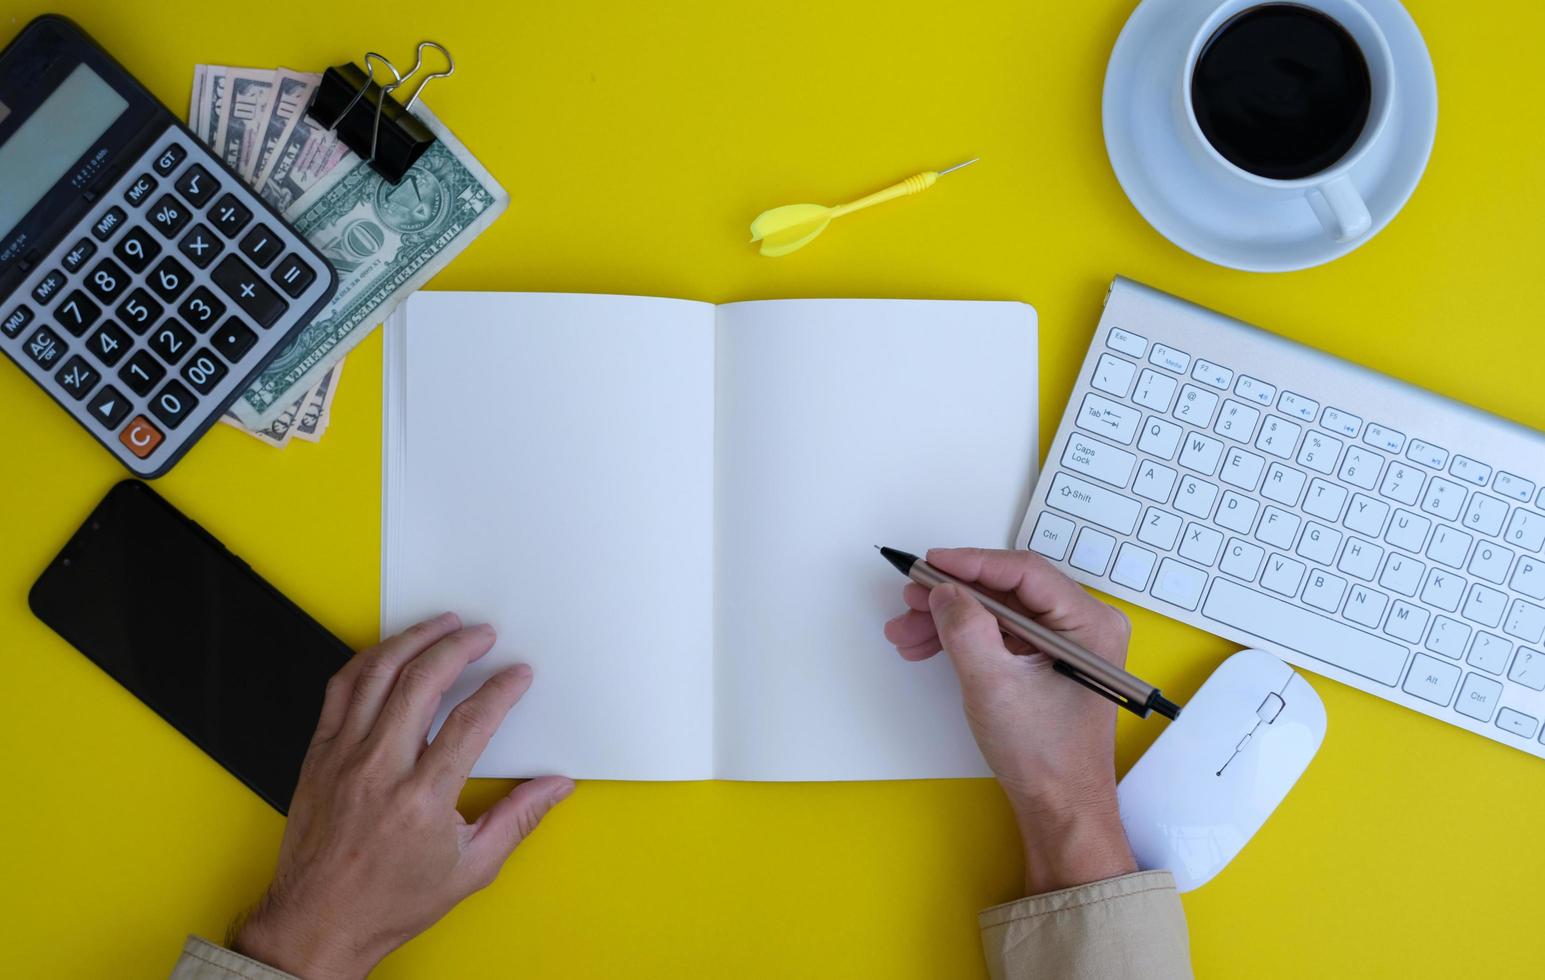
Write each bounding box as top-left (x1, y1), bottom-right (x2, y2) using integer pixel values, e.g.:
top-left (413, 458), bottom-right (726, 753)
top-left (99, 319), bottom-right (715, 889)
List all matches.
top-left (188, 65), bottom-right (509, 446)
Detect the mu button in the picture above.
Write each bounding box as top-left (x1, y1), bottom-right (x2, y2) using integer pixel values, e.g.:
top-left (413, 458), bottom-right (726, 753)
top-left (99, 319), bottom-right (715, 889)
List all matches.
top-left (118, 415), bottom-right (164, 458)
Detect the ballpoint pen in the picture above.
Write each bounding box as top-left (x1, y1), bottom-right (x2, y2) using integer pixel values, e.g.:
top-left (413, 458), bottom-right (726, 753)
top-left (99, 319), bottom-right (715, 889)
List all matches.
top-left (879, 547), bottom-right (1182, 720)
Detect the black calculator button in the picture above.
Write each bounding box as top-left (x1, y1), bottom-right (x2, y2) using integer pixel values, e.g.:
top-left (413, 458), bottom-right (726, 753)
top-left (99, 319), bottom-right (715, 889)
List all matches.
top-left (54, 356), bottom-right (100, 400)
top-left (85, 320), bottom-right (132, 366)
top-left (2, 305), bottom-right (32, 338)
top-left (212, 255), bottom-right (287, 328)
top-left (148, 257), bottom-right (193, 302)
top-left (85, 259), bottom-right (130, 303)
top-left (211, 317), bottom-right (258, 362)
top-left (147, 195), bottom-right (191, 237)
top-left (113, 226), bottom-right (161, 273)
top-left (174, 164), bottom-right (217, 209)
top-left (55, 291), bottom-right (101, 337)
top-left (178, 287), bottom-right (226, 333)
top-left (61, 238), bottom-right (97, 273)
top-left (124, 173), bottom-right (158, 208)
top-left (210, 194), bottom-right (253, 238)
top-left (116, 288), bottom-right (163, 335)
top-left (23, 325), bottom-right (67, 369)
top-left (87, 384), bottom-right (132, 429)
top-left (177, 224), bottom-right (220, 268)
top-left (118, 349), bottom-right (165, 395)
top-left (148, 379), bottom-right (198, 429)
top-left (238, 224), bottom-right (282, 267)
top-left (270, 253), bottom-right (317, 298)
top-left (148, 319), bottom-right (195, 364)
top-left (180, 348), bottom-right (228, 394)
top-left (31, 269), bottom-right (67, 305)
top-left (153, 144), bottom-right (186, 176)
top-left (92, 206), bottom-right (127, 240)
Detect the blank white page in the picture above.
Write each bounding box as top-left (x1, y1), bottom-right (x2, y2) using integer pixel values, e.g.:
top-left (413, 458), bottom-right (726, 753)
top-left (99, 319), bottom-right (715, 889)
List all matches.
top-left (713, 300), bottom-right (1037, 780)
top-left (383, 292), bottom-right (718, 780)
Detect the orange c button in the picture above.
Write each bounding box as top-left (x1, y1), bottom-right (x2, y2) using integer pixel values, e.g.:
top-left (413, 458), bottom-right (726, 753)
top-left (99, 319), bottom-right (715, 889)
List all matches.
top-left (119, 415), bottom-right (164, 458)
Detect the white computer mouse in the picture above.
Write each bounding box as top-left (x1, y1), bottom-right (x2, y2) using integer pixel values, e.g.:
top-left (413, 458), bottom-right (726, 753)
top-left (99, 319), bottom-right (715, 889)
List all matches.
top-left (1117, 648), bottom-right (1326, 893)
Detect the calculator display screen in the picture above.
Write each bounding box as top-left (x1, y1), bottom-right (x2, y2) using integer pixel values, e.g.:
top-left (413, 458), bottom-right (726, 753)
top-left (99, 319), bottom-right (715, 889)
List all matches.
top-left (0, 63), bottom-right (127, 240)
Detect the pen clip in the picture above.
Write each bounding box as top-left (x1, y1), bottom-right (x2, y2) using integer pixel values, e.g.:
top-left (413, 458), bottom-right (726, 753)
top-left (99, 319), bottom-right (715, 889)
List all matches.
top-left (1052, 660), bottom-right (1151, 718)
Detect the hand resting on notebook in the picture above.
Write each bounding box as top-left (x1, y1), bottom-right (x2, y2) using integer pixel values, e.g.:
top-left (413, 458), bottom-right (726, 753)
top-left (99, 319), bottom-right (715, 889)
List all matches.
top-left (883, 548), bottom-right (1140, 894)
top-left (227, 613), bottom-right (574, 980)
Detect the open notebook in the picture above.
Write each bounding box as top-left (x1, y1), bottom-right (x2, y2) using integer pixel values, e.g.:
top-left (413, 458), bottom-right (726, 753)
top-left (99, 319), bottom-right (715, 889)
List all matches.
top-left (383, 293), bottom-right (1036, 780)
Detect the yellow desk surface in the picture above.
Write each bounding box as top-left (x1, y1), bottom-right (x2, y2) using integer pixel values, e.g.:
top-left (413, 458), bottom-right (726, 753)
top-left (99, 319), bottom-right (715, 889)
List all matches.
top-left (3, 1), bottom-right (1543, 976)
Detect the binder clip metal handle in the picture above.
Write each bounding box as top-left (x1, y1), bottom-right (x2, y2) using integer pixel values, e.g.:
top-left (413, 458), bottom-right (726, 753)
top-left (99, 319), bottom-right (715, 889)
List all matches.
top-left (305, 43), bottom-right (452, 185)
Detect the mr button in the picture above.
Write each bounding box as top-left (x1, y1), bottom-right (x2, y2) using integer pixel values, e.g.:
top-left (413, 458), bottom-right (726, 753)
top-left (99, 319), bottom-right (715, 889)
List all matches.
top-left (118, 415), bottom-right (164, 458)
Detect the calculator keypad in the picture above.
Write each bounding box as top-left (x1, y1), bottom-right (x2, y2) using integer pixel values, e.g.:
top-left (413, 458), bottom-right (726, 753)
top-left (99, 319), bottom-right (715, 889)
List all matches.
top-left (1, 124), bottom-right (334, 476)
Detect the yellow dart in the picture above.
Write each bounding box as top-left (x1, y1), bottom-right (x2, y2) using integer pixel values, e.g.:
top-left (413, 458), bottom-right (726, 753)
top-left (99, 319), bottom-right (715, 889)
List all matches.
top-left (749, 158), bottom-right (978, 257)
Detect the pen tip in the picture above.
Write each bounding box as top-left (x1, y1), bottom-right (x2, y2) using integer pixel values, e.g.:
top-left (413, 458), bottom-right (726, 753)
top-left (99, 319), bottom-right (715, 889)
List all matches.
top-left (877, 546), bottom-right (919, 575)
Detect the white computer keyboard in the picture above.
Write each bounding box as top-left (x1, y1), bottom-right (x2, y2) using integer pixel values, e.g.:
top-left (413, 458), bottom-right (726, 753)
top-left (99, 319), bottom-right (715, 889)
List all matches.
top-left (1017, 278), bottom-right (1545, 759)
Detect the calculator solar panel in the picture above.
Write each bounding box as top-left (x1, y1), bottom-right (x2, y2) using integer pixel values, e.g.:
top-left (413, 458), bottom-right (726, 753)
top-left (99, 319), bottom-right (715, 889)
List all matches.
top-left (0, 16), bottom-right (336, 477)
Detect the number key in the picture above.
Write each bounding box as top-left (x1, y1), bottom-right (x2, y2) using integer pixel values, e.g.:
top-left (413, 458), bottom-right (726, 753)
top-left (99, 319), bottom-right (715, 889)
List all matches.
top-left (174, 164), bottom-right (217, 208)
top-left (211, 317), bottom-right (258, 362)
top-left (239, 224), bottom-right (282, 267)
top-left (85, 258), bottom-right (129, 303)
top-left (147, 194), bottom-right (191, 237)
top-left (116, 288), bottom-right (163, 335)
top-left (180, 348), bottom-right (229, 394)
top-left (112, 226), bottom-right (162, 273)
top-left (148, 379), bottom-right (198, 429)
top-left (153, 143), bottom-right (186, 175)
top-left (177, 223), bottom-right (220, 268)
top-left (178, 287), bottom-right (226, 333)
top-left (148, 256), bottom-right (193, 302)
top-left (30, 269), bottom-right (66, 305)
top-left (85, 320), bottom-right (131, 366)
top-left (148, 319), bottom-right (195, 364)
top-left (123, 172), bottom-right (158, 208)
top-left (209, 194), bottom-right (252, 238)
top-left (54, 355), bottom-right (100, 400)
top-left (54, 290), bottom-right (101, 336)
top-left (61, 238), bottom-right (97, 273)
top-left (118, 349), bottom-right (165, 395)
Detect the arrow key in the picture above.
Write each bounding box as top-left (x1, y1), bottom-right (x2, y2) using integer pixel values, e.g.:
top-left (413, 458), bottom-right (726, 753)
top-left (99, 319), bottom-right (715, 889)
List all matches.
top-left (87, 384), bottom-right (131, 429)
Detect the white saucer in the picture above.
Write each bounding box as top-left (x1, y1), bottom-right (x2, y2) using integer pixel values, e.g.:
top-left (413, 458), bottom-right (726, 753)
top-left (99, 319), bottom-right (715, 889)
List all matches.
top-left (1103, 0), bottom-right (1438, 272)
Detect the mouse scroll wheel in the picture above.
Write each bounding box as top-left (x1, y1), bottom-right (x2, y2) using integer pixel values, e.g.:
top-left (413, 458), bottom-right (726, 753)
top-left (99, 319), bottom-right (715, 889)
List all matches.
top-left (1257, 692), bottom-right (1285, 723)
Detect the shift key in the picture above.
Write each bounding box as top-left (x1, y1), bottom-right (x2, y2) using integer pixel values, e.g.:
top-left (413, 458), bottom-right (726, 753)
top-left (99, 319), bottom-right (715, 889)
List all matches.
top-left (1046, 472), bottom-right (1141, 535)
top-left (211, 254), bottom-right (287, 328)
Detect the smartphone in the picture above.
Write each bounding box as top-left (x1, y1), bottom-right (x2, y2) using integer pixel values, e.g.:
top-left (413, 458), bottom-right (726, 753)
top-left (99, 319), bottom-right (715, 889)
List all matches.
top-left (29, 480), bottom-right (353, 812)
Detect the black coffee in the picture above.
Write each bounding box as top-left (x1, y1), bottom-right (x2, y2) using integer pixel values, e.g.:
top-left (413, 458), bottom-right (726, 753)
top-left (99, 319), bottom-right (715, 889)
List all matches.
top-left (1191, 4), bottom-right (1372, 180)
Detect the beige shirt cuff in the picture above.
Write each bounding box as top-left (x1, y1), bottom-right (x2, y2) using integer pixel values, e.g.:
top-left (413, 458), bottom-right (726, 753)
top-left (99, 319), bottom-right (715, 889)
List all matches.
top-left (978, 870), bottom-right (1192, 980)
top-left (169, 936), bottom-right (301, 980)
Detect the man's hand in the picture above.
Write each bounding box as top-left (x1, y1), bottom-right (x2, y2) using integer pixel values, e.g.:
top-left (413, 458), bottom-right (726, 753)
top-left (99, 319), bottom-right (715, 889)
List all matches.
top-left (883, 548), bottom-right (1138, 894)
top-left (232, 613), bottom-right (574, 980)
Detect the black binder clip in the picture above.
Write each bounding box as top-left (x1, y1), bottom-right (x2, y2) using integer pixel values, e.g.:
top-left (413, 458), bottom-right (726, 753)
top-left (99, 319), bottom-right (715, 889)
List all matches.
top-left (305, 42), bottom-right (455, 185)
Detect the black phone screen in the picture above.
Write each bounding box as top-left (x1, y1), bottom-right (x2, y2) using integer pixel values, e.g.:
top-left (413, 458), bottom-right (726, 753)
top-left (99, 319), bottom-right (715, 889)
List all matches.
top-left (28, 480), bottom-right (352, 812)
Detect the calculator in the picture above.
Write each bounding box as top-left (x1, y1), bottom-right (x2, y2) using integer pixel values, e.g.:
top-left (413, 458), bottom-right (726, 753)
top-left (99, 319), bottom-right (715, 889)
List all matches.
top-left (0, 16), bottom-right (337, 477)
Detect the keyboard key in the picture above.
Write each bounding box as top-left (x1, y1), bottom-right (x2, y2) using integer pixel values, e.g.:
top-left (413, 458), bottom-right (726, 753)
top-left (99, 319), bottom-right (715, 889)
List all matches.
top-left (1262, 554), bottom-right (1306, 596)
top-left (1178, 432), bottom-right (1224, 475)
top-left (1378, 462), bottom-right (1424, 507)
top-left (1337, 538), bottom-right (1382, 581)
top-left (1511, 647), bottom-right (1545, 690)
top-left (1426, 526), bottom-right (1472, 569)
top-left (1468, 541), bottom-right (1513, 585)
top-left (3, 304), bottom-right (33, 339)
top-left (1236, 375), bottom-right (1277, 407)
top-left (212, 254), bottom-right (287, 328)
top-left (1297, 522), bottom-right (1341, 565)
top-left (54, 290), bottom-right (100, 337)
top-left (149, 256), bottom-right (193, 302)
top-left (1278, 390), bottom-right (1316, 420)
top-left (1138, 508), bottom-right (1183, 550)
top-left (84, 260), bottom-right (128, 305)
top-left (209, 194), bottom-right (253, 238)
top-left (1337, 446), bottom-right (1383, 491)
top-left (1203, 578), bottom-right (1407, 685)
top-left (1296, 431), bottom-right (1342, 475)
top-left (60, 238), bottom-right (96, 273)
top-left (1506, 598), bottom-right (1545, 645)
top-left (1219, 447), bottom-right (1264, 490)
top-left (1320, 407), bottom-right (1361, 437)
top-left (1503, 508), bottom-right (1545, 552)
top-left (1132, 461), bottom-right (1177, 502)
top-left (1213, 400), bottom-right (1260, 443)
top-left (1027, 511), bottom-right (1076, 560)
top-left (239, 223), bottom-right (283, 267)
top-left (1107, 327), bottom-right (1146, 357)
top-left (1062, 435), bottom-right (1136, 488)
top-left (211, 317), bottom-right (258, 362)
top-left (1385, 600), bottom-right (1428, 644)
top-left (123, 172), bottom-right (158, 208)
top-left (112, 225), bottom-right (161, 273)
top-left (270, 253), bottom-right (317, 298)
top-left (1138, 416), bottom-right (1182, 459)
top-left (177, 224), bottom-right (220, 268)
top-left (1515, 557), bottom-right (1545, 600)
top-left (118, 415), bottom-right (164, 458)
top-left (148, 319), bottom-right (195, 365)
top-left (1468, 632), bottom-right (1511, 674)
top-left (1132, 369), bottom-right (1177, 412)
top-left (1379, 553), bottom-right (1425, 597)
top-left (147, 194), bottom-right (191, 237)
top-left (1420, 477), bottom-right (1466, 522)
top-left (1345, 494), bottom-right (1389, 537)
top-left (1385, 509), bottom-right (1431, 553)
top-left (1070, 527), bottom-right (1117, 574)
top-left (1174, 475), bottom-right (1219, 519)
top-left (118, 349), bottom-right (165, 395)
top-left (1075, 393), bottom-right (1139, 445)
top-left (1046, 473), bottom-right (1141, 535)
top-left (1363, 424), bottom-right (1404, 453)
top-left (1220, 538), bottom-right (1264, 581)
top-left (1174, 384), bottom-right (1219, 427)
top-left (1462, 583), bottom-right (1506, 628)
top-left (53, 356), bottom-right (99, 399)
top-left (31, 269), bottom-right (66, 305)
top-left (1149, 343), bottom-right (1189, 373)
top-left (1179, 523), bottom-right (1223, 566)
top-left (1191, 358), bottom-right (1232, 389)
top-left (153, 143), bottom-right (186, 175)
top-left (92, 205), bottom-right (127, 240)
top-left (1216, 491), bottom-right (1259, 535)
top-left (1493, 472), bottom-right (1535, 503)
top-left (1111, 543), bottom-right (1157, 591)
top-left (179, 348), bottom-right (229, 395)
top-left (1257, 506), bottom-right (1300, 549)
top-left (86, 384), bottom-right (131, 428)
top-left (148, 379), bottom-right (198, 428)
top-left (1260, 463), bottom-right (1306, 506)
top-left (116, 288), bottom-right (163, 335)
top-left (178, 287), bottom-right (226, 333)
top-left (174, 164), bottom-right (217, 208)
top-left (85, 320), bottom-right (131, 367)
top-left (1343, 584), bottom-right (1386, 628)
top-left (1402, 653), bottom-right (1460, 705)
top-left (1449, 455), bottom-right (1491, 487)
top-left (1456, 673), bottom-right (1503, 722)
top-left (1303, 479), bottom-right (1348, 522)
top-left (1091, 353), bottom-right (1137, 397)
top-left (1461, 494), bottom-right (1508, 537)
top-left (1407, 439), bottom-right (1447, 469)
top-left (1302, 569), bottom-right (1347, 612)
top-left (1420, 567), bottom-right (1465, 612)
top-left (22, 324), bottom-right (66, 369)
top-left (1496, 707), bottom-right (1538, 739)
top-left (1151, 558), bottom-right (1207, 610)
top-left (1255, 416), bottom-right (1302, 459)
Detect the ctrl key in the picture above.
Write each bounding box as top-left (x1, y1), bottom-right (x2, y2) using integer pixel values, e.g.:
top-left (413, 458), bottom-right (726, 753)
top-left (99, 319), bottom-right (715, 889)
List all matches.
top-left (1028, 511), bottom-right (1076, 561)
top-left (118, 415), bottom-right (164, 459)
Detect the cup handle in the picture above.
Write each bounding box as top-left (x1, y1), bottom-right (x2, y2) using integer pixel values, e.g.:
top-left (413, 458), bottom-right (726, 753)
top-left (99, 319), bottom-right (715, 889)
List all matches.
top-left (1309, 176), bottom-right (1372, 243)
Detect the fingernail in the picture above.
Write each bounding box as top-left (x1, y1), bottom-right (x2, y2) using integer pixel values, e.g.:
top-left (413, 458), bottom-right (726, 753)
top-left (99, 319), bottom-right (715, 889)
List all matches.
top-left (884, 612), bottom-right (907, 627)
top-left (469, 622), bottom-right (496, 636)
top-left (511, 663), bottom-right (533, 681)
top-left (438, 611), bottom-right (462, 628)
top-left (553, 778), bottom-right (576, 801)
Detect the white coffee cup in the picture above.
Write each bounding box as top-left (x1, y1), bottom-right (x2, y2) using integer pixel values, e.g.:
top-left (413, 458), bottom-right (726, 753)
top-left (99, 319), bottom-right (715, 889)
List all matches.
top-left (1178, 0), bottom-right (1396, 243)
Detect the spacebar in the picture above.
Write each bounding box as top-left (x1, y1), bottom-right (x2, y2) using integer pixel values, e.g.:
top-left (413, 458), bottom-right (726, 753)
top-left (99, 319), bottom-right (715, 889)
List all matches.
top-left (1202, 580), bottom-right (1408, 686)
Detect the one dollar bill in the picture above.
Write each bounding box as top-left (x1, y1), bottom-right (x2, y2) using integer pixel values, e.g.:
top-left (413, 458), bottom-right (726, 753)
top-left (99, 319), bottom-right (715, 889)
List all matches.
top-left (227, 104), bottom-right (508, 427)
